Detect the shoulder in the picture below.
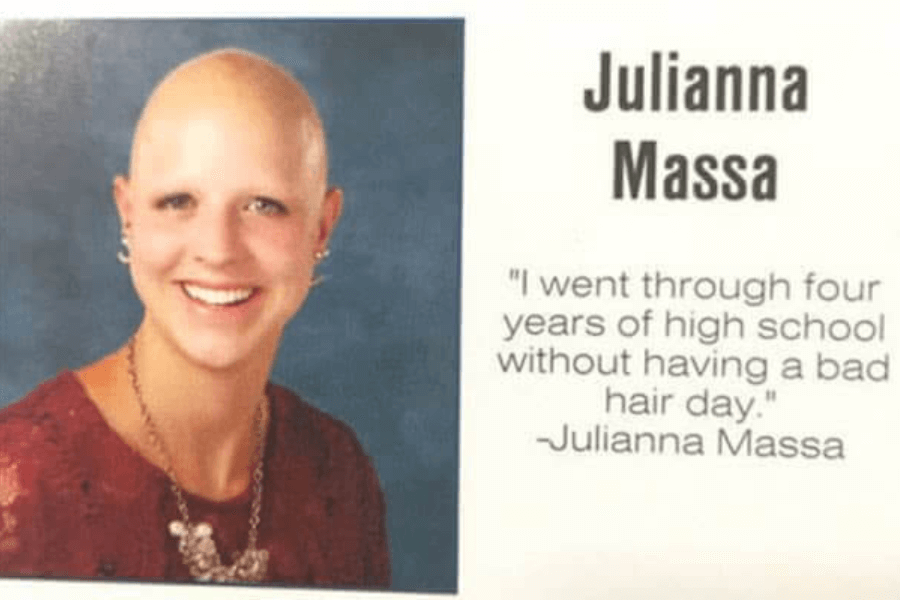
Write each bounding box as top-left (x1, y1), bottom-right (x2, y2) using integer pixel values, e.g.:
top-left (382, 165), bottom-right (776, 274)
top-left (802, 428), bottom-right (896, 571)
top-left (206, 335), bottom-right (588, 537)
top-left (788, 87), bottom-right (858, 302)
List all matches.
top-left (0, 372), bottom-right (94, 490)
top-left (266, 384), bottom-right (391, 586)
top-left (266, 382), bottom-right (387, 518)
top-left (268, 383), bottom-right (375, 468)
top-left (266, 382), bottom-right (386, 500)
top-left (0, 371), bottom-right (106, 508)
top-left (0, 372), bottom-right (89, 567)
top-left (0, 372), bottom-right (89, 452)
top-left (269, 383), bottom-right (368, 453)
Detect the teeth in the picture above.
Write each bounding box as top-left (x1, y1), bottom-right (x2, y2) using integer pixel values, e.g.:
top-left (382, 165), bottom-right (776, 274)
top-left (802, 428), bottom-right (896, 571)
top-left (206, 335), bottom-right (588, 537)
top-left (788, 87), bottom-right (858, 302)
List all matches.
top-left (183, 284), bottom-right (254, 306)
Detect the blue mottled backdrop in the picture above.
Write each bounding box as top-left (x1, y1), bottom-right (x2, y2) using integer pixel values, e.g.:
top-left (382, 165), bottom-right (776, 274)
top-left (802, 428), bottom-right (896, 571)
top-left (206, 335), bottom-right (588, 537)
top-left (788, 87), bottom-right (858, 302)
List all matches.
top-left (0, 19), bottom-right (461, 592)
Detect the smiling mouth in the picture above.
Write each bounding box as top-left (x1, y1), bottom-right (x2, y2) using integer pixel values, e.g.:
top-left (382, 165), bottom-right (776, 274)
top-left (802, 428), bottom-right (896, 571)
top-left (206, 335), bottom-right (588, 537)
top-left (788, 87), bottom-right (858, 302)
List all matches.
top-left (182, 284), bottom-right (257, 306)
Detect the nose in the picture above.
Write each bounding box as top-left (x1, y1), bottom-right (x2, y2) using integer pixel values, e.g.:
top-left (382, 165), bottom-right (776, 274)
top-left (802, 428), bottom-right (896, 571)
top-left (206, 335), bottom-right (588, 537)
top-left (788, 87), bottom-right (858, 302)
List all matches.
top-left (191, 205), bottom-right (246, 267)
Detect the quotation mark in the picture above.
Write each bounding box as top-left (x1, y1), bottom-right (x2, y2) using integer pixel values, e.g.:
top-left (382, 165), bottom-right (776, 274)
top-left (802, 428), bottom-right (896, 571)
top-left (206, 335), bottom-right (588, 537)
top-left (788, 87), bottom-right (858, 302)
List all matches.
top-left (509, 267), bottom-right (528, 296)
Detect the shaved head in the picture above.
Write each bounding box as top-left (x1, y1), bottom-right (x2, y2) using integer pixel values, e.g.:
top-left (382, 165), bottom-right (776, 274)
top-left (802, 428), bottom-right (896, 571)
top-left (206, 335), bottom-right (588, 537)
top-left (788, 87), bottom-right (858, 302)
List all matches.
top-left (129, 49), bottom-right (328, 195)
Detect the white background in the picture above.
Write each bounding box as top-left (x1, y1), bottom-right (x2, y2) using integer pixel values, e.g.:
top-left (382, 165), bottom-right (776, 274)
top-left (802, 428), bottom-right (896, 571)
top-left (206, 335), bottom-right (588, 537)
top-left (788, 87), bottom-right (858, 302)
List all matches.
top-left (3, 2), bottom-right (899, 598)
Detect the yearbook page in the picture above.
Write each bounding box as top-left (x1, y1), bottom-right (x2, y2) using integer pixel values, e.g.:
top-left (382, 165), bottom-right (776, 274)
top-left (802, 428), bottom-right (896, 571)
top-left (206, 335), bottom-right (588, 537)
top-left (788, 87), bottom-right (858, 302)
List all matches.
top-left (0, 2), bottom-right (897, 599)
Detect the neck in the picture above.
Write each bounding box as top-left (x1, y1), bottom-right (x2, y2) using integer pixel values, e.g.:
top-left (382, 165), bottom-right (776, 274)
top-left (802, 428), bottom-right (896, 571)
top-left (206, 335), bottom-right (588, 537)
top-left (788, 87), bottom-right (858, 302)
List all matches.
top-left (126, 320), bottom-right (275, 500)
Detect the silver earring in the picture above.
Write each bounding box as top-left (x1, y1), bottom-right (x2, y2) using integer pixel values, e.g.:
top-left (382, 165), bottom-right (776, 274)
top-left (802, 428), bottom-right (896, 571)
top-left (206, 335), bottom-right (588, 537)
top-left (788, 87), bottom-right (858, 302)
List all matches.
top-left (313, 248), bottom-right (330, 262)
top-left (311, 248), bottom-right (330, 286)
top-left (117, 235), bottom-right (131, 265)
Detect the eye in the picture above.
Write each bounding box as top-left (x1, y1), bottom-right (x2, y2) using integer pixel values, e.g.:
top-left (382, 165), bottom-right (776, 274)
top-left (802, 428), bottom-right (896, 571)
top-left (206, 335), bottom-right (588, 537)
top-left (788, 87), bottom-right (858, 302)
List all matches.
top-left (156, 194), bottom-right (194, 211)
top-left (246, 196), bottom-right (288, 216)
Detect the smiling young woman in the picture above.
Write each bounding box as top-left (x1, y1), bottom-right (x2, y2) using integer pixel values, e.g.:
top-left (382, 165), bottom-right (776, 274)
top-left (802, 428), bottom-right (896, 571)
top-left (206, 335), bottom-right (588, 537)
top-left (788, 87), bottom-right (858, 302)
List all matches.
top-left (0, 49), bottom-right (389, 586)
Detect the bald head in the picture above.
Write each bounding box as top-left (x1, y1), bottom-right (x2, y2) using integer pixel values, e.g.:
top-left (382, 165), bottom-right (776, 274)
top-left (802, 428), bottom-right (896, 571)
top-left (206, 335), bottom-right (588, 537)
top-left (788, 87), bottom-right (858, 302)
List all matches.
top-left (129, 49), bottom-right (327, 194)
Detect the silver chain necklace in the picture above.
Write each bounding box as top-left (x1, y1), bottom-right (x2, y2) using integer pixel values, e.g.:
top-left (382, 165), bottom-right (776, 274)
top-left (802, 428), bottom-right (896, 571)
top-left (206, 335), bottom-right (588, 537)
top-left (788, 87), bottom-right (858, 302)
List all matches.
top-left (126, 338), bottom-right (270, 582)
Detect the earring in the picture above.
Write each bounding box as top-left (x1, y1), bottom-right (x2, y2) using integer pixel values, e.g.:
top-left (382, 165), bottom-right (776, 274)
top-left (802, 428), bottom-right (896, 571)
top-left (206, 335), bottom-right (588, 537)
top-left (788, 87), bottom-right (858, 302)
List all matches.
top-left (117, 235), bottom-right (131, 265)
top-left (314, 248), bottom-right (330, 262)
top-left (311, 248), bottom-right (330, 286)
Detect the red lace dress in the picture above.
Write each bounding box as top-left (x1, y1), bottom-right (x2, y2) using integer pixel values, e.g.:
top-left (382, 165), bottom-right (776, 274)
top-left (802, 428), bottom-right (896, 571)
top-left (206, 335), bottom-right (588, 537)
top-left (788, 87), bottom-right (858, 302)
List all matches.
top-left (0, 372), bottom-right (390, 587)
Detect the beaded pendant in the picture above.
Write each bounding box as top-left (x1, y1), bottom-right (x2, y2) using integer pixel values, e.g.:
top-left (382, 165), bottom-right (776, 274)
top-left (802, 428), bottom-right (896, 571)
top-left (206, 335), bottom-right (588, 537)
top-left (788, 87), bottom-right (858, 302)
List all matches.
top-left (169, 520), bottom-right (269, 582)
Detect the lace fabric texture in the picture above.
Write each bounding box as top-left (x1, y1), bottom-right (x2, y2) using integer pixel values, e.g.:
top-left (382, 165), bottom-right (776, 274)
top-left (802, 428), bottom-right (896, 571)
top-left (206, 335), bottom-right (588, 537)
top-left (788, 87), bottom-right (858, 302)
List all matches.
top-left (0, 372), bottom-right (390, 586)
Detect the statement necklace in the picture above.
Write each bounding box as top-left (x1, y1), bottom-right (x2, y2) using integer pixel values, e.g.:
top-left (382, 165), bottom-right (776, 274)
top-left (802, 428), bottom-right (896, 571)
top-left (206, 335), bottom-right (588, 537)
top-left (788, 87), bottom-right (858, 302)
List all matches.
top-left (126, 338), bottom-right (270, 582)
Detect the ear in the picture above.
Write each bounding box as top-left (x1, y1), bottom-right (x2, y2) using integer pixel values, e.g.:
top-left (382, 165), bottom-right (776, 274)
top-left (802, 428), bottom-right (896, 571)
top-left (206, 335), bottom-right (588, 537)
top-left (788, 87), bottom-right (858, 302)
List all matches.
top-left (316, 186), bottom-right (343, 250)
top-left (112, 174), bottom-right (133, 231)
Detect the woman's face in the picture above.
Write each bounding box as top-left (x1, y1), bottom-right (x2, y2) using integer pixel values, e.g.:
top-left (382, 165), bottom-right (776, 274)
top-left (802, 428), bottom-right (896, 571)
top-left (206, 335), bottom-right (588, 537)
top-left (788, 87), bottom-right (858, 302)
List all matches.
top-left (115, 104), bottom-right (340, 371)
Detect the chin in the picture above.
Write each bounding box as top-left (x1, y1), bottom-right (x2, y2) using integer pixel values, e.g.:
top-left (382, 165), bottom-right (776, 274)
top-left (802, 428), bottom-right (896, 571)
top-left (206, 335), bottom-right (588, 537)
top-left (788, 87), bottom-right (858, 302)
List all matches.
top-left (166, 327), bottom-right (279, 373)
top-left (137, 288), bottom-right (295, 372)
top-left (186, 346), bottom-right (253, 371)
